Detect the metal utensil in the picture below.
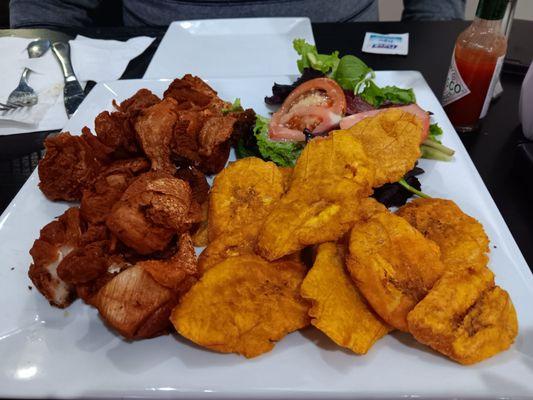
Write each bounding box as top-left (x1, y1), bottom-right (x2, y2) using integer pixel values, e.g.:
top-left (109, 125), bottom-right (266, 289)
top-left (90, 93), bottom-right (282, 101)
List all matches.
top-left (0, 39), bottom-right (51, 112)
top-left (51, 41), bottom-right (85, 118)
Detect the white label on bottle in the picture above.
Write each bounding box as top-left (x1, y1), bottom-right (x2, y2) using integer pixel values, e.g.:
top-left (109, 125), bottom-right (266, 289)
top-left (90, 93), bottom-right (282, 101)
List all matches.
top-left (480, 55), bottom-right (505, 118)
top-left (442, 51), bottom-right (471, 107)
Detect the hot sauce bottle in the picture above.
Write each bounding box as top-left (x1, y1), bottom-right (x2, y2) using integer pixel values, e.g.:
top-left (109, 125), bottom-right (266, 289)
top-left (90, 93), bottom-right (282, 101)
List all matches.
top-left (442, 0), bottom-right (508, 132)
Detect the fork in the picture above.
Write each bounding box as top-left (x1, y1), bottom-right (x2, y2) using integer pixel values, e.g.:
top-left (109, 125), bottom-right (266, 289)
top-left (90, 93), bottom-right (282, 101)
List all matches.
top-left (0, 39), bottom-right (51, 112)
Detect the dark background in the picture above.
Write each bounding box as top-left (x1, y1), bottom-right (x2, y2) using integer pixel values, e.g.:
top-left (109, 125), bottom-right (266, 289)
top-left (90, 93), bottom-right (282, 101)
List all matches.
top-left (0, 0), bottom-right (8, 27)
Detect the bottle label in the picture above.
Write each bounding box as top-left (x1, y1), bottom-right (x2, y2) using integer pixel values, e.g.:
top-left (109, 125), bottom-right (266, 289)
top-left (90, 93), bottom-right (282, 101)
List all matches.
top-left (442, 51), bottom-right (471, 107)
top-left (480, 55), bottom-right (505, 118)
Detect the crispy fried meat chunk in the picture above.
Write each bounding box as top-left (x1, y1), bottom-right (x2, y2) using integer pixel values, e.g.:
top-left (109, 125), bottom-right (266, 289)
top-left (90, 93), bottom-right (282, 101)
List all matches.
top-left (301, 243), bottom-right (391, 354)
top-left (92, 233), bottom-right (197, 340)
top-left (113, 88), bottom-right (161, 116)
top-left (171, 110), bottom-right (205, 167)
top-left (347, 211), bottom-right (445, 331)
top-left (106, 171), bottom-right (201, 255)
top-left (28, 208), bottom-right (84, 307)
top-left (74, 253), bottom-right (132, 306)
top-left (80, 158), bottom-right (150, 224)
top-left (56, 240), bottom-right (109, 285)
top-left (163, 74), bottom-right (229, 111)
top-left (135, 97), bottom-right (179, 172)
top-left (407, 267), bottom-right (518, 364)
top-left (175, 166), bottom-right (210, 205)
top-left (197, 115), bottom-right (237, 174)
top-left (38, 132), bottom-right (103, 201)
top-left (172, 110), bottom-right (247, 175)
top-left (171, 255), bottom-right (310, 358)
top-left (94, 111), bottom-right (139, 156)
top-left (96, 90), bottom-right (160, 157)
top-left (80, 127), bottom-right (114, 163)
top-left (397, 198), bottom-right (490, 271)
top-left (138, 233), bottom-right (199, 294)
top-left (94, 264), bottom-right (178, 339)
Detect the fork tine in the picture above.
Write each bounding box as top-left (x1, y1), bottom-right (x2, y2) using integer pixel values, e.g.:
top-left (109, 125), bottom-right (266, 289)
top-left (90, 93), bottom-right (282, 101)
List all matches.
top-left (0, 102), bottom-right (18, 109)
top-left (10, 101), bottom-right (26, 107)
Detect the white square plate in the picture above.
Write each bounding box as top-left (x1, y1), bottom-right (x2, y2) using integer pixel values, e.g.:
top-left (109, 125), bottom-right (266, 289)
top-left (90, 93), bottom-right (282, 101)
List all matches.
top-left (143, 18), bottom-right (314, 79)
top-left (1, 74), bottom-right (532, 399)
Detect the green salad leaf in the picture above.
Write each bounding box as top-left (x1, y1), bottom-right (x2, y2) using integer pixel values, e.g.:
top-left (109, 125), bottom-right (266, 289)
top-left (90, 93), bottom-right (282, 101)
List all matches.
top-left (293, 39), bottom-right (340, 74)
top-left (360, 81), bottom-right (416, 107)
top-left (254, 115), bottom-right (303, 167)
top-left (332, 55), bottom-right (373, 91)
top-left (221, 98), bottom-right (243, 115)
top-left (421, 123), bottom-right (455, 161)
top-left (428, 123), bottom-right (443, 143)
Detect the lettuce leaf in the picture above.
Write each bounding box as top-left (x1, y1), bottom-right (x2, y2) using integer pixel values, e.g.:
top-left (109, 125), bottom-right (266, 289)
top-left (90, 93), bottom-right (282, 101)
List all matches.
top-left (428, 123), bottom-right (443, 143)
top-left (221, 98), bottom-right (243, 115)
top-left (254, 115), bottom-right (303, 167)
top-left (293, 39), bottom-right (340, 74)
top-left (332, 55), bottom-right (373, 91)
top-left (360, 81), bottom-right (416, 107)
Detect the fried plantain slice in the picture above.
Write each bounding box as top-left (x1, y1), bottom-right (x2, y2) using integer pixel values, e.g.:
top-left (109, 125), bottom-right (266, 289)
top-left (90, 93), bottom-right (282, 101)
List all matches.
top-left (301, 243), bottom-right (391, 354)
top-left (344, 108), bottom-right (422, 187)
top-left (208, 157), bottom-right (285, 242)
top-left (171, 255), bottom-right (309, 358)
top-left (197, 233), bottom-right (255, 274)
top-left (278, 166), bottom-right (293, 192)
top-left (397, 198), bottom-right (489, 271)
top-left (407, 266), bottom-right (518, 364)
top-left (257, 131), bottom-right (375, 261)
top-left (347, 211), bottom-right (445, 331)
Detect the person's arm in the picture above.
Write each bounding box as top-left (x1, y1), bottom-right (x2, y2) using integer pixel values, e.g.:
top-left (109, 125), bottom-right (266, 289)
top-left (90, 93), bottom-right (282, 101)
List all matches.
top-left (9, 0), bottom-right (105, 29)
top-left (402, 0), bottom-right (466, 21)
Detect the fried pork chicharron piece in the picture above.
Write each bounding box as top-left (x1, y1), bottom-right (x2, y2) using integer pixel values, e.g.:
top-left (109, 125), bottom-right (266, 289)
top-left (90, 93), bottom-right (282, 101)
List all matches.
top-left (197, 116), bottom-right (236, 174)
top-left (344, 108), bottom-right (422, 187)
top-left (94, 264), bottom-right (178, 339)
top-left (163, 74), bottom-right (229, 111)
top-left (407, 266), bottom-right (518, 364)
top-left (137, 233), bottom-right (199, 294)
top-left (113, 88), bottom-right (161, 117)
top-left (28, 208), bottom-right (84, 307)
top-left (38, 132), bottom-right (103, 201)
top-left (80, 158), bottom-right (150, 224)
top-left (134, 97), bottom-right (179, 172)
top-left (106, 171), bottom-right (201, 255)
top-left (175, 166), bottom-right (210, 205)
top-left (171, 255), bottom-right (309, 358)
top-left (93, 233), bottom-right (199, 340)
top-left (257, 130), bottom-right (375, 260)
top-left (94, 89), bottom-right (160, 157)
top-left (94, 111), bottom-right (138, 156)
top-left (347, 212), bottom-right (445, 331)
top-left (172, 109), bottom-right (254, 175)
top-left (301, 243), bottom-right (391, 354)
top-left (397, 198), bottom-right (490, 271)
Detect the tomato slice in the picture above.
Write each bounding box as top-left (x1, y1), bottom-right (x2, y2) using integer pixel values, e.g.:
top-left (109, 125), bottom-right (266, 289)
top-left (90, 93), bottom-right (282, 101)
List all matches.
top-left (269, 78), bottom-right (346, 142)
top-left (339, 104), bottom-right (430, 143)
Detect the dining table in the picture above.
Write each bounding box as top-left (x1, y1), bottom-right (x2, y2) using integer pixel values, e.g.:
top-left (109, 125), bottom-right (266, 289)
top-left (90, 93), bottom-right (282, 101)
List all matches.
top-left (0, 18), bottom-right (532, 271)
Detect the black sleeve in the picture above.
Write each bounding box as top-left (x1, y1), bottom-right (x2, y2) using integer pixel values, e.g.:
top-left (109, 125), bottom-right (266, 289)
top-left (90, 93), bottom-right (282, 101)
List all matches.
top-left (9, 0), bottom-right (108, 29)
top-left (402, 0), bottom-right (466, 21)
